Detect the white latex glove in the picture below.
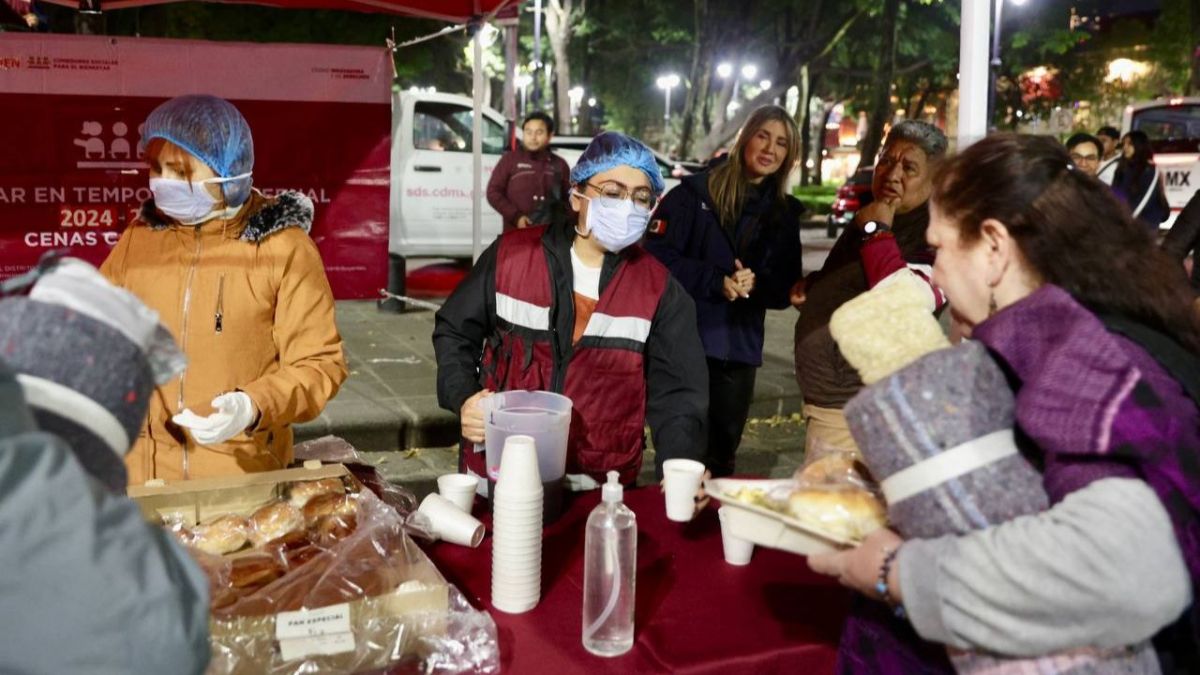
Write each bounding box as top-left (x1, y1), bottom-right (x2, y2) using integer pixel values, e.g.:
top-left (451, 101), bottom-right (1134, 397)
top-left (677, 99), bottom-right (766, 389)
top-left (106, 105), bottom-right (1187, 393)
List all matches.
top-left (172, 392), bottom-right (257, 446)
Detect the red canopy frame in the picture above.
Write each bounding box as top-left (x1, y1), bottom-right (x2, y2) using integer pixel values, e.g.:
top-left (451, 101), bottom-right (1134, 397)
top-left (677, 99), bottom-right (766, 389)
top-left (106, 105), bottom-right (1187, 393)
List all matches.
top-left (36, 0), bottom-right (517, 262)
top-left (37, 0), bottom-right (517, 23)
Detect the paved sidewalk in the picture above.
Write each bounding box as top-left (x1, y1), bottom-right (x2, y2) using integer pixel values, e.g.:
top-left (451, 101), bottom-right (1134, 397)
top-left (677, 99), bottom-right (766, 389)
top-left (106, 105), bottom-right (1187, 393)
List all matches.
top-left (296, 230), bottom-right (836, 493)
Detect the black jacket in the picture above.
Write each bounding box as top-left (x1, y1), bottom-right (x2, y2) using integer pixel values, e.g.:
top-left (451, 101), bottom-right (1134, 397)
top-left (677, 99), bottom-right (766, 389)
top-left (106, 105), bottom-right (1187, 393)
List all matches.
top-left (794, 203), bottom-right (935, 408)
top-left (644, 171), bottom-right (805, 366)
top-left (1163, 189), bottom-right (1200, 292)
top-left (432, 221), bottom-right (708, 478)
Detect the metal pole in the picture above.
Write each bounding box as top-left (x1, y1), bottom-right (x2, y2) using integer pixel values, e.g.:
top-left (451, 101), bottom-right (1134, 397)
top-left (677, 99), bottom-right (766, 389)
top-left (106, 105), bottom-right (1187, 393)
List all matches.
top-left (663, 87), bottom-right (671, 152)
top-left (472, 24), bottom-right (485, 263)
top-left (987, 0), bottom-right (1003, 131)
top-left (958, 0), bottom-right (990, 149)
top-left (532, 0), bottom-right (543, 108)
top-left (503, 24), bottom-right (518, 122)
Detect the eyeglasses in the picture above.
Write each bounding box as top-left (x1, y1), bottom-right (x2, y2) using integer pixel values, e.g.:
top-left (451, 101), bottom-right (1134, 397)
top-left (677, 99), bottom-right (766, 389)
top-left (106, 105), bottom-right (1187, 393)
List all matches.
top-left (1069, 152), bottom-right (1099, 164)
top-left (585, 181), bottom-right (657, 210)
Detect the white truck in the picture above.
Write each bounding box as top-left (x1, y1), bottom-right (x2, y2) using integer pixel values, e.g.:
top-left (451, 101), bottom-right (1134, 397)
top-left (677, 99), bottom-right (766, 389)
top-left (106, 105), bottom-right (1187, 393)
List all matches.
top-left (386, 92), bottom-right (685, 302)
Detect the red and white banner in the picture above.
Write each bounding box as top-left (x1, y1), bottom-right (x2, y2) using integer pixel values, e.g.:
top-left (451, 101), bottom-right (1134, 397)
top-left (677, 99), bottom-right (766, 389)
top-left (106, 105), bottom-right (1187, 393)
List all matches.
top-left (0, 32), bottom-right (392, 299)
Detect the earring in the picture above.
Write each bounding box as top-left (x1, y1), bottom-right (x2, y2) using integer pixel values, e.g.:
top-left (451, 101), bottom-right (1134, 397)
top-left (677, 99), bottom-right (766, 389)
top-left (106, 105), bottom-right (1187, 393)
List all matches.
top-left (987, 291), bottom-right (998, 317)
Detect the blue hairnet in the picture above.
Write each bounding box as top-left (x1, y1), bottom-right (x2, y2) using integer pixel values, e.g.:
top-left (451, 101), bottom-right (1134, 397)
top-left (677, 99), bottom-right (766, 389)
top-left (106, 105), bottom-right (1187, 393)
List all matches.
top-left (141, 95), bottom-right (254, 208)
top-left (569, 131), bottom-right (665, 195)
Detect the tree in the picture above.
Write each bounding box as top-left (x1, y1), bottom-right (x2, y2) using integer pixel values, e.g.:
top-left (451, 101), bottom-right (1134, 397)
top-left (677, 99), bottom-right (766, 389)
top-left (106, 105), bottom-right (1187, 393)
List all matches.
top-left (856, 0), bottom-right (899, 171)
top-left (544, 0), bottom-right (586, 133)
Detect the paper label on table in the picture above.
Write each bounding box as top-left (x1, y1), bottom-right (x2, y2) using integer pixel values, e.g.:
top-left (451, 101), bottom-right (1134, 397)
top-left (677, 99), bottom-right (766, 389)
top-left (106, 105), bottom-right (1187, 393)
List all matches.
top-left (277, 633), bottom-right (356, 661)
top-left (275, 603), bottom-right (352, 639)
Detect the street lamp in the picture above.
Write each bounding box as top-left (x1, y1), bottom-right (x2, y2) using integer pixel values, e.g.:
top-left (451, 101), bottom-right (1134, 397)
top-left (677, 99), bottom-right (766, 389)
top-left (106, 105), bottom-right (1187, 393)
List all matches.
top-left (656, 73), bottom-right (680, 152)
top-left (715, 62), bottom-right (759, 118)
top-left (515, 73), bottom-right (533, 117)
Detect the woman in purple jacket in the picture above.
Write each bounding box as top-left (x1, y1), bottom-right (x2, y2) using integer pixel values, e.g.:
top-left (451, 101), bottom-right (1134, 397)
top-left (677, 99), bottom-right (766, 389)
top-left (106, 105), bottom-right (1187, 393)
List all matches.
top-left (810, 134), bottom-right (1200, 673)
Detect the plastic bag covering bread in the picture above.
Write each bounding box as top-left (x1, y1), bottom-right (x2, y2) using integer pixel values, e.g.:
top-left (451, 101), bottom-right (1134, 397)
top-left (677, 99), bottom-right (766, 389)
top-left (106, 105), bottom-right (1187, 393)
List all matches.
top-left (190, 487), bottom-right (498, 675)
top-left (829, 269), bottom-right (950, 385)
top-left (170, 436), bottom-right (498, 674)
top-left (786, 451), bottom-right (887, 542)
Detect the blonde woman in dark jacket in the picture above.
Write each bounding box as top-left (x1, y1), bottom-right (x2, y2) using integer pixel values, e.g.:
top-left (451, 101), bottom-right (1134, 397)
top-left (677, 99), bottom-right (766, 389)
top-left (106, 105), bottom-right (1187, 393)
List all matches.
top-left (645, 105), bottom-right (805, 477)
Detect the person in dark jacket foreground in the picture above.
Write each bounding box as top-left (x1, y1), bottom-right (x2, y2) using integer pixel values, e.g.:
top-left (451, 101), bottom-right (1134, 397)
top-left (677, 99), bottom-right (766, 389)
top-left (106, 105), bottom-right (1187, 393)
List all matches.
top-left (0, 257), bottom-right (210, 675)
top-left (434, 132), bottom-right (708, 488)
top-left (645, 105), bottom-right (805, 477)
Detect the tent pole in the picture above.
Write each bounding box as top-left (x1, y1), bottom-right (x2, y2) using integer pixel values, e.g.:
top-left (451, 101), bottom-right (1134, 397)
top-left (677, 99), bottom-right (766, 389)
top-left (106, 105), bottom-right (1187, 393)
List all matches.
top-left (957, 0), bottom-right (989, 149)
top-left (472, 18), bottom-right (485, 263)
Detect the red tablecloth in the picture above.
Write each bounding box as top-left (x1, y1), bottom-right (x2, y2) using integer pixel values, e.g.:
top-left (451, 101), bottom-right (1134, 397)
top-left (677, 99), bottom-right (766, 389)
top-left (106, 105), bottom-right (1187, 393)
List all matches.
top-left (422, 487), bottom-right (850, 674)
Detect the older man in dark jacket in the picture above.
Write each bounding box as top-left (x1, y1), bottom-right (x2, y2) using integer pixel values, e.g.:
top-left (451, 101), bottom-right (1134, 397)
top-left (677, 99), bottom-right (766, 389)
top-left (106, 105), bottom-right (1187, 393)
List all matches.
top-left (793, 120), bottom-right (948, 462)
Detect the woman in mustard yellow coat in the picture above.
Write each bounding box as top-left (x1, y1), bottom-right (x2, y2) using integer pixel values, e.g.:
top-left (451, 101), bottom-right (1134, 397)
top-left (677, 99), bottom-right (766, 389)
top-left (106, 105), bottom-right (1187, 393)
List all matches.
top-left (101, 95), bottom-right (347, 485)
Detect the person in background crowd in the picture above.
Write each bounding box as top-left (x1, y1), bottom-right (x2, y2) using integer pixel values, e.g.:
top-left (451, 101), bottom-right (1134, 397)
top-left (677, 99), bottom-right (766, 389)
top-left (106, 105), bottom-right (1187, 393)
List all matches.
top-left (1113, 130), bottom-right (1170, 232)
top-left (644, 105), bottom-right (805, 477)
top-left (1097, 126), bottom-right (1122, 185)
top-left (435, 132), bottom-right (708, 488)
top-left (101, 94), bottom-right (347, 486)
top-left (810, 134), bottom-right (1199, 674)
top-left (486, 111), bottom-right (572, 232)
top-left (1162, 189), bottom-right (1200, 293)
top-left (792, 120), bottom-right (948, 463)
top-left (0, 257), bottom-right (210, 674)
top-left (1065, 131), bottom-right (1103, 177)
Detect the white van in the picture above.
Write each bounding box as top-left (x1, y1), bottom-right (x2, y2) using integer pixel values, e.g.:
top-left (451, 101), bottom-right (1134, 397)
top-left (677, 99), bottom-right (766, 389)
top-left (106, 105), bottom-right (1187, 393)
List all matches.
top-left (389, 90), bottom-right (507, 261)
top-left (1122, 98), bottom-right (1200, 229)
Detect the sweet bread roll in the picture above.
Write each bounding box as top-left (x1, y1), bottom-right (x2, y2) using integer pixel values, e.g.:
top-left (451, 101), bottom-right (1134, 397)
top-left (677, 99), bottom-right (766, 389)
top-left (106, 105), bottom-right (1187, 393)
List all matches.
top-left (262, 530), bottom-right (323, 570)
top-left (788, 487), bottom-right (886, 542)
top-left (310, 513), bottom-right (358, 549)
top-left (192, 515), bottom-right (251, 555)
top-left (228, 552), bottom-right (284, 590)
top-left (288, 478), bottom-right (345, 508)
top-left (248, 500), bottom-right (304, 547)
top-left (303, 492), bottom-right (357, 524)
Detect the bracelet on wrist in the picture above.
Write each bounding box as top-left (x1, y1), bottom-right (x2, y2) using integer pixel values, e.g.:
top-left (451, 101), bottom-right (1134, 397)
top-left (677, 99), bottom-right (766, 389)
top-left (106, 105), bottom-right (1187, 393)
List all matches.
top-left (874, 546), bottom-right (907, 620)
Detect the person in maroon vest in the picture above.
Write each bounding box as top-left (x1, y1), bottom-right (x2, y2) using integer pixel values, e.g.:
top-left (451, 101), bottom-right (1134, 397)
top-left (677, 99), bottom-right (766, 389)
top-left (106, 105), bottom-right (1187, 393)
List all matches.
top-left (486, 111), bottom-right (572, 232)
top-left (434, 132), bottom-right (708, 488)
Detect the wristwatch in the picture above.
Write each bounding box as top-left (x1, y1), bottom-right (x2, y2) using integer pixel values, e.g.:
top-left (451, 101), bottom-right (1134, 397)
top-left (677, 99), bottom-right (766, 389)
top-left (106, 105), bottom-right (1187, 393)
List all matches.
top-left (860, 220), bottom-right (890, 243)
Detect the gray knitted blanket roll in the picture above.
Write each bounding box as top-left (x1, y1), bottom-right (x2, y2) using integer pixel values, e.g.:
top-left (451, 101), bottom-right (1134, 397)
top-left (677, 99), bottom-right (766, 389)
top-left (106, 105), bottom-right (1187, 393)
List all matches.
top-left (844, 340), bottom-right (1048, 539)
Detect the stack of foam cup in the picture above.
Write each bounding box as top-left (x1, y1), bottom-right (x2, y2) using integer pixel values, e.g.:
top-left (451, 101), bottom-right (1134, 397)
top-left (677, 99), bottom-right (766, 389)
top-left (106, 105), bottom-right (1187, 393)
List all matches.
top-left (491, 434), bottom-right (544, 614)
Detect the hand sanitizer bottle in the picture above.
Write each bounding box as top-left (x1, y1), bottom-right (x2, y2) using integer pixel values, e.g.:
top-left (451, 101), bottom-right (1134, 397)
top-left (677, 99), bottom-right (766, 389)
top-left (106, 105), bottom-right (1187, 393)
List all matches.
top-left (582, 470), bottom-right (637, 656)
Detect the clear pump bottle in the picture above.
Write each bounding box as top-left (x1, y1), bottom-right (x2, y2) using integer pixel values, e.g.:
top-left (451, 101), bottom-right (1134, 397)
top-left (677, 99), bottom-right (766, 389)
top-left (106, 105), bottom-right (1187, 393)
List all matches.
top-left (582, 471), bottom-right (637, 657)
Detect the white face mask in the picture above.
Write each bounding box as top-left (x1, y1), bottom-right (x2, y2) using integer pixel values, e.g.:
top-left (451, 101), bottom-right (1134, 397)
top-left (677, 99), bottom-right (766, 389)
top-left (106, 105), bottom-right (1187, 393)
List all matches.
top-left (574, 191), bottom-right (652, 253)
top-left (149, 172), bottom-right (251, 225)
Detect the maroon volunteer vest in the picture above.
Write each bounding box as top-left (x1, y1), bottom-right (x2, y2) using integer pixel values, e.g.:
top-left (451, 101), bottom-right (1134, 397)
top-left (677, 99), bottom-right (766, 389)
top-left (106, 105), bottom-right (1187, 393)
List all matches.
top-left (464, 226), bottom-right (668, 484)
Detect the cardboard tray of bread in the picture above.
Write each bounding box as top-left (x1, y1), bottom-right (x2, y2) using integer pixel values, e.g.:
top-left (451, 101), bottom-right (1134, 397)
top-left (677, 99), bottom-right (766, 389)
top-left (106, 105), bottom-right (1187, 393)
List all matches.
top-left (130, 463), bottom-right (455, 675)
top-left (706, 457), bottom-right (888, 556)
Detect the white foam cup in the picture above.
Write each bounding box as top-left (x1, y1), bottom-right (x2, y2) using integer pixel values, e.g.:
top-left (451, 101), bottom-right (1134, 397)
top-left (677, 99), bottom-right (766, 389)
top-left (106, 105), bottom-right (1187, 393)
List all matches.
top-left (718, 508), bottom-right (754, 565)
top-left (437, 473), bottom-right (479, 513)
top-left (663, 458), bottom-right (706, 522)
top-left (418, 493), bottom-right (486, 547)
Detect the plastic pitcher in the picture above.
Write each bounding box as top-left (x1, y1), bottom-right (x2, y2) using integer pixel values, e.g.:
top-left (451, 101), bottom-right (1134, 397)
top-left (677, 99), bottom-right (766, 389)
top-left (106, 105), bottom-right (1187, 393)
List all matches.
top-left (482, 390), bottom-right (572, 483)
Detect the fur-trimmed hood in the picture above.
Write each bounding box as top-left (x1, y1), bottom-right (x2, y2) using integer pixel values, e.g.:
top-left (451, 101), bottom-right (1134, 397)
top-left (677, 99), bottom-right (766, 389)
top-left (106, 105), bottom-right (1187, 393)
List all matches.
top-left (137, 190), bottom-right (314, 242)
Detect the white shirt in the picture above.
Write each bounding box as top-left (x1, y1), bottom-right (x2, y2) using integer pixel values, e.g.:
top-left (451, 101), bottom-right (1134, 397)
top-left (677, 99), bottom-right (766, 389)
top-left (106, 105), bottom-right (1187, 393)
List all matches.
top-left (570, 245), bottom-right (601, 300)
top-left (1098, 154), bottom-right (1120, 185)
